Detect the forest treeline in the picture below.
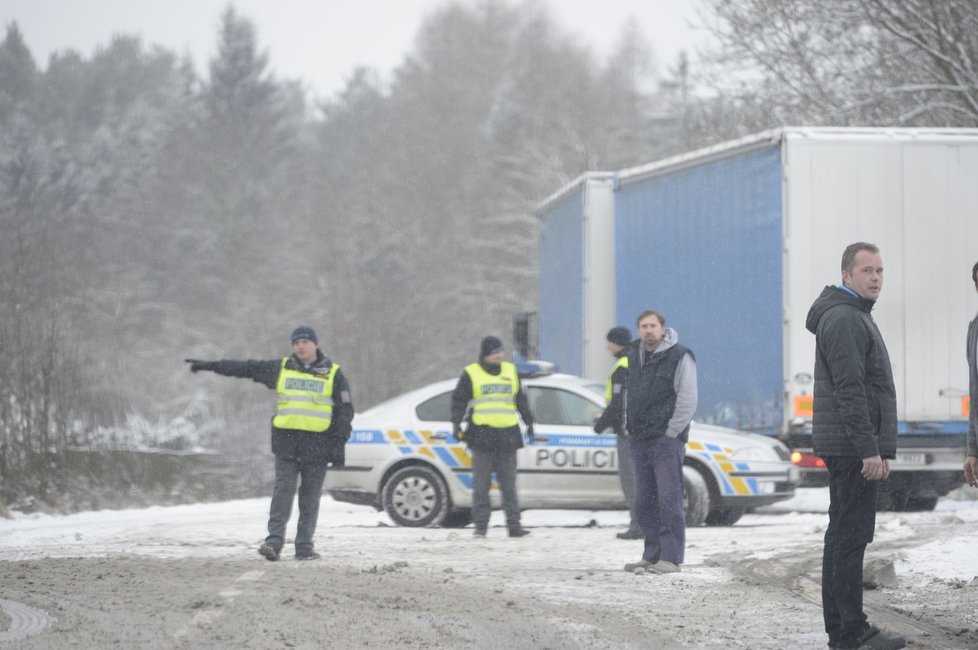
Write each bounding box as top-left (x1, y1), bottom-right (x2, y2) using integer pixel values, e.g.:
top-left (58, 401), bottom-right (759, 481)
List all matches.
top-left (2, 0), bottom-right (976, 511)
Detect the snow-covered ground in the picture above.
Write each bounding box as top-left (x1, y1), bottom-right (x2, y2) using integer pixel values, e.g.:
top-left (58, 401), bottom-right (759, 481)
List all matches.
top-left (2, 488), bottom-right (977, 648)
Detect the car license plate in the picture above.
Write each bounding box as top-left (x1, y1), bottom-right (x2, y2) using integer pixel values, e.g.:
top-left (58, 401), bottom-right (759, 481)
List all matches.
top-left (894, 452), bottom-right (926, 465)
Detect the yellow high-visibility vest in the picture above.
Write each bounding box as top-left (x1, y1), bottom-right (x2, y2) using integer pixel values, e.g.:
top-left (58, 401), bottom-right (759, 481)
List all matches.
top-left (464, 361), bottom-right (519, 427)
top-left (273, 358), bottom-right (338, 432)
top-left (604, 356), bottom-right (629, 405)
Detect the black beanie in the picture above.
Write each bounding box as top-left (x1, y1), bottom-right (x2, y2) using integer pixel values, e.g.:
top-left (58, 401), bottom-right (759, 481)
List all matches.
top-left (606, 326), bottom-right (631, 347)
top-left (480, 335), bottom-right (504, 358)
top-left (291, 325), bottom-right (318, 344)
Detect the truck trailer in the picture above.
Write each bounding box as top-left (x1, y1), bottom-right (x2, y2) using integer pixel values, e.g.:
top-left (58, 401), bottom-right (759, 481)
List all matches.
top-left (535, 127), bottom-right (977, 510)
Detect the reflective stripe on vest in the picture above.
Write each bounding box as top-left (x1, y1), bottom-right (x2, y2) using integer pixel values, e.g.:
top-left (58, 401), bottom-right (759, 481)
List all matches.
top-left (465, 361), bottom-right (519, 427)
top-left (604, 356), bottom-right (629, 405)
top-left (273, 357), bottom-right (339, 432)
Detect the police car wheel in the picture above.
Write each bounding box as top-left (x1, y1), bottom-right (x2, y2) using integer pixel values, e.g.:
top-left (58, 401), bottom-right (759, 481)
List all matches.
top-left (682, 466), bottom-right (709, 527)
top-left (705, 507), bottom-right (745, 526)
top-left (382, 465), bottom-right (450, 527)
top-left (441, 510), bottom-right (473, 528)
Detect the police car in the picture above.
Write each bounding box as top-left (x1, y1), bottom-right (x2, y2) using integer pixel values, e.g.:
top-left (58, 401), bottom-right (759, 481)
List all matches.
top-left (326, 372), bottom-right (797, 528)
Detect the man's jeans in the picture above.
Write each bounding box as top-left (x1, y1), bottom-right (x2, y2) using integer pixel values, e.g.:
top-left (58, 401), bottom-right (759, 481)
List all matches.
top-left (629, 435), bottom-right (686, 564)
top-left (822, 456), bottom-right (878, 646)
top-left (471, 446), bottom-right (520, 530)
top-left (616, 434), bottom-right (639, 532)
top-left (266, 456), bottom-right (328, 552)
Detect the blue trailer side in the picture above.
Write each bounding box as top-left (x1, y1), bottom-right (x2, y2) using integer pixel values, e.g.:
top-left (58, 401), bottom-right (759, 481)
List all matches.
top-left (614, 145), bottom-right (785, 433)
top-left (538, 188), bottom-right (585, 377)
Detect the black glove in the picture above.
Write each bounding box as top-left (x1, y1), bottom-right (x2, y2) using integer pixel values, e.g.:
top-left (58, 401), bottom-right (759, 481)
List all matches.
top-left (326, 431), bottom-right (346, 467)
top-left (525, 424), bottom-right (535, 443)
top-left (185, 358), bottom-right (213, 373)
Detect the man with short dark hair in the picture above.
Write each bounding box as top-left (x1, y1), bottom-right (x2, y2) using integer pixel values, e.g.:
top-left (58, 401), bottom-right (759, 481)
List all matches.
top-left (622, 310), bottom-right (697, 575)
top-left (451, 336), bottom-right (534, 538)
top-left (964, 260), bottom-right (978, 489)
top-left (593, 326), bottom-right (641, 539)
top-left (186, 326), bottom-right (353, 561)
top-left (806, 243), bottom-right (905, 650)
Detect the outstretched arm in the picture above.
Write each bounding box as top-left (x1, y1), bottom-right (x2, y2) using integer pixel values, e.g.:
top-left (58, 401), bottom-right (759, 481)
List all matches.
top-left (185, 358), bottom-right (281, 389)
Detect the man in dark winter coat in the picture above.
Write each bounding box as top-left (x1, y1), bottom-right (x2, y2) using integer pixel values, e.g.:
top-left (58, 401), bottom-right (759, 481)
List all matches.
top-left (593, 326), bottom-right (641, 539)
top-left (806, 243), bottom-right (905, 650)
top-left (622, 310), bottom-right (696, 575)
top-left (186, 325), bottom-right (353, 562)
top-left (965, 260), bottom-right (978, 489)
top-left (451, 336), bottom-right (534, 539)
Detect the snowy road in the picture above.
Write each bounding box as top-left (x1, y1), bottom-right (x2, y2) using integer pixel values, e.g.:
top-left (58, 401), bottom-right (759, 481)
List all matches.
top-left (1, 488), bottom-right (977, 648)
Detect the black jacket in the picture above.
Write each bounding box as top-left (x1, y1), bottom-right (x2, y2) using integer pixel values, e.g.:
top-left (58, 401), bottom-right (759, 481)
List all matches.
top-left (806, 286), bottom-right (897, 459)
top-left (593, 352), bottom-right (628, 435)
top-left (197, 350), bottom-right (354, 465)
top-left (450, 361), bottom-right (533, 451)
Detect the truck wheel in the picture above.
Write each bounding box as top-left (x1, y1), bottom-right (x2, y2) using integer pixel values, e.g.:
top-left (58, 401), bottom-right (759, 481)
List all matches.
top-left (905, 495), bottom-right (938, 511)
top-left (705, 508), bottom-right (745, 526)
top-left (382, 465), bottom-right (449, 527)
top-left (683, 466), bottom-right (710, 527)
top-left (877, 476), bottom-right (910, 511)
top-left (441, 510), bottom-right (473, 528)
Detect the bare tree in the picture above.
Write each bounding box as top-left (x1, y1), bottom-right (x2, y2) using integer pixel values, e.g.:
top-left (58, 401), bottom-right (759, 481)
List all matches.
top-left (698, 0), bottom-right (978, 127)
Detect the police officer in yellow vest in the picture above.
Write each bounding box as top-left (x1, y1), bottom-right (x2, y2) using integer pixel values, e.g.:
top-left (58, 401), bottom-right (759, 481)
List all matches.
top-left (186, 325), bottom-right (353, 561)
top-left (451, 336), bottom-right (535, 538)
top-left (593, 326), bottom-right (641, 539)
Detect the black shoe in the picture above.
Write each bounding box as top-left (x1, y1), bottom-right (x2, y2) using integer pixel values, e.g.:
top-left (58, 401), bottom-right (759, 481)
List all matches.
top-left (616, 528), bottom-right (643, 540)
top-left (295, 549), bottom-right (321, 561)
top-left (508, 526), bottom-right (530, 538)
top-left (258, 543), bottom-right (280, 561)
top-left (842, 627), bottom-right (906, 650)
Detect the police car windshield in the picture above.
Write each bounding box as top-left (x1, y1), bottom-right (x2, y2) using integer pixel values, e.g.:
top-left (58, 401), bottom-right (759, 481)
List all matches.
top-left (582, 383), bottom-right (604, 398)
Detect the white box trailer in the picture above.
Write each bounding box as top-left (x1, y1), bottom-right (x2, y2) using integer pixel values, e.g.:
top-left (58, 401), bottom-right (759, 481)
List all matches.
top-left (536, 127), bottom-right (978, 509)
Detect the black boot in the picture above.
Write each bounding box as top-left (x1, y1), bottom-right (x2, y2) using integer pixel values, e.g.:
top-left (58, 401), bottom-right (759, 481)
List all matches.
top-left (258, 543), bottom-right (280, 561)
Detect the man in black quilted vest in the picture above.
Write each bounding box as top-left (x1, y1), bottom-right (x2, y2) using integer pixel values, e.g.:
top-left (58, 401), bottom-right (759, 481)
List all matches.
top-left (622, 310), bottom-right (696, 576)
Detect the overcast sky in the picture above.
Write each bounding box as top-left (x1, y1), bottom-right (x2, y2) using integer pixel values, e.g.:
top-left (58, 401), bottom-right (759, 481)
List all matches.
top-left (1, 0), bottom-right (709, 98)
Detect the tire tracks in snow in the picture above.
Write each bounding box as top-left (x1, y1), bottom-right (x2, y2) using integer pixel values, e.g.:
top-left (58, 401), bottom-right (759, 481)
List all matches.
top-left (0, 598), bottom-right (53, 643)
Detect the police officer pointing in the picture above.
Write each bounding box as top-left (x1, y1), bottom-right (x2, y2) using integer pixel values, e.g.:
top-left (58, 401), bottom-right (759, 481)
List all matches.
top-left (451, 336), bottom-right (534, 538)
top-left (186, 325), bottom-right (353, 561)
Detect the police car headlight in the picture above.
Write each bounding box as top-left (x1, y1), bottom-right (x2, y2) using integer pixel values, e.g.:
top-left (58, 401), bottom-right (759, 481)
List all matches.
top-left (729, 446), bottom-right (780, 462)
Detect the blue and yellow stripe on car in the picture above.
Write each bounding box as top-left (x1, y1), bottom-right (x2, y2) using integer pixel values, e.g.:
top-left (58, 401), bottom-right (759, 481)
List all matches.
top-left (352, 428), bottom-right (476, 488)
top-left (687, 440), bottom-right (758, 496)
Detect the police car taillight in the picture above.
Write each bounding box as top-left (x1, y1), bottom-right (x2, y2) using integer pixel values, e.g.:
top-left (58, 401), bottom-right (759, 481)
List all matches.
top-left (790, 451), bottom-right (826, 468)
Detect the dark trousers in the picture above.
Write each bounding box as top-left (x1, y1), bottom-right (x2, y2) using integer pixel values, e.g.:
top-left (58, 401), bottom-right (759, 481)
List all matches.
top-left (470, 446), bottom-right (520, 530)
top-left (822, 456), bottom-right (878, 646)
top-left (266, 456), bottom-right (328, 552)
top-left (629, 435), bottom-right (686, 564)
